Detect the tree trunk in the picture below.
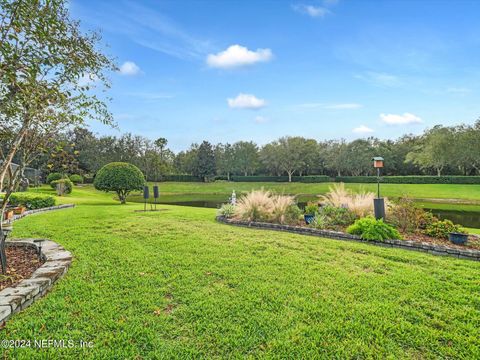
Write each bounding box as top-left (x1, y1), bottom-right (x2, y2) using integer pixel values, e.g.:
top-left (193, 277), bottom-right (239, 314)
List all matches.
top-left (0, 123), bottom-right (29, 190)
top-left (288, 171), bottom-right (293, 182)
top-left (437, 168), bottom-right (441, 177)
top-left (244, 171), bottom-right (247, 176)
top-left (227, 172), bottom-right (230, 181)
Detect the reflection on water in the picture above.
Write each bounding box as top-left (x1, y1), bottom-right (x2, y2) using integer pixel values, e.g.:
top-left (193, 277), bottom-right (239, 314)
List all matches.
top-left (427, 209), bottom-right (480, 228)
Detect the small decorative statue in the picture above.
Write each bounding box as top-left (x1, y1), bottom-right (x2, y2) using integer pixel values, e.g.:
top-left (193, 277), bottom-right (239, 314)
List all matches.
top-left (19, 177), bottom-right (29, 192)
top-left (230, 190), bottom-right (236, 206)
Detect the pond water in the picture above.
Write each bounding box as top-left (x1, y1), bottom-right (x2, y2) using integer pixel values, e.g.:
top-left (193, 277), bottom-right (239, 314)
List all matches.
top-left (148, 199), bottom-right (480, 228)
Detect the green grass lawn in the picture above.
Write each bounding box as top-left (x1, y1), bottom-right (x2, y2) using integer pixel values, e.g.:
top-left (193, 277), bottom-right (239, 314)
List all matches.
top-left (143, 181), bottom-right (480, 202)
top-left (4, 186), bottom-right (480, 358)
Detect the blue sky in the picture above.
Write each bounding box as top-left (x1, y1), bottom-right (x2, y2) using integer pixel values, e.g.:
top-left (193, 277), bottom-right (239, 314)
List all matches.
top-left (72, 0), bottom-right (480, 151)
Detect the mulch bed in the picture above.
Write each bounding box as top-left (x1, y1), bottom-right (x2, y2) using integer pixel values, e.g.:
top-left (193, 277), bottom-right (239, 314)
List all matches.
top-left (0, 247), bottom-right (45, 291)
top-left (404, 232), bottom-right (480, 250)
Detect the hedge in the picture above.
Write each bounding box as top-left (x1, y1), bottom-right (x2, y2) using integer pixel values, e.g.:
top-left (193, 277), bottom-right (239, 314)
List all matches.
top-left (8, 193), bottom-right (56, 210)
top-left (158, 174), bottom-right (480, 184)
top-left (335, 176), bottom-right (480, 184)
top-left (160, 175), bottom-right (203, 182)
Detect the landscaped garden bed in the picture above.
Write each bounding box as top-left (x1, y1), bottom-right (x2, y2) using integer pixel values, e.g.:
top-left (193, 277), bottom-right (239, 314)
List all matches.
top-left (0, 246), bottom-right (45, 291)
top-left (217, 184), bottom-right (479, 260)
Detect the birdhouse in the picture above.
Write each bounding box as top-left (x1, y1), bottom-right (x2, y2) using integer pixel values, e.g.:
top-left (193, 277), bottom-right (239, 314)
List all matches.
top-left (372, 157), bottom-right (384, 168)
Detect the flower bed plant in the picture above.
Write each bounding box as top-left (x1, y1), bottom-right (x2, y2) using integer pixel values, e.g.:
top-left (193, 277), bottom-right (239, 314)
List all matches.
top-left (217, 189), bottom-right (474, 249)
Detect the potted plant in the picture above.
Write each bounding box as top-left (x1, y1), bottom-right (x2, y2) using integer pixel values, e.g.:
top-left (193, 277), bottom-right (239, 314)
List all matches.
top-left (304, 202), bottom-right (318, 224)
top-left (13, 206), bottom-right (26, 215)
top-left (449, 230), bottom-right (469, 245)
top-left (3, 208), bottom-right (14, 221)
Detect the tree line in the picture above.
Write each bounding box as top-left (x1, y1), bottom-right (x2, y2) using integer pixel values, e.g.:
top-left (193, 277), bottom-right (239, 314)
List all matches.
top-left (16, 120), bottom-right (480, 182)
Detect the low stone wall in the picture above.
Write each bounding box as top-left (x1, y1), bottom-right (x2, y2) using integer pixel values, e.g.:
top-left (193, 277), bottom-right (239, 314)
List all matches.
top-left (0, 239), bottom-right (72, 326)
top-left (216, 216), bottom-right (480, 261)
top-left (0, 203), bottom-right (74, 325)
top-left (8, 204), bottom-right (75, 223)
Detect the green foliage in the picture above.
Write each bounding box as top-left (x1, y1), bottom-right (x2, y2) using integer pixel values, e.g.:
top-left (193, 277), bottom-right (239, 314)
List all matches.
top-left (347, 216), bottom-right (402, 241)
top-left (8, 193), bottom-right (56, 210)
top-left (160, 175), bottom-right (203, 182)
top-left (423, 220), bottom-right (467, 239)
top-left (194, 141), bottom-right (216, 181)
top-left (321, 205), bottom-right (357, 227)
top-left (228, 175), bottom-right (330, 182)
top-left (284, 204), bottom-right (302, 223)
top-left (94, 162), bottom-right (145, 204)
top-left (46, 172), bottom-right (63, 184)
top-left (388, 197), bottom-right (426, 233)
top-left (336, 176), bottom-right (480, 184)
top-left (69, 174), bottom-right (84, 184)
top-left (51, 178), bottom-right (73, 195)
top-left (217, 203), bottom-right (236, 218)
top-left (304, 202), bottom-right (319, 215)
top-left (312, 205), bottom-right (357, 230)
top-left (295, 176), bottom-right (330, 183)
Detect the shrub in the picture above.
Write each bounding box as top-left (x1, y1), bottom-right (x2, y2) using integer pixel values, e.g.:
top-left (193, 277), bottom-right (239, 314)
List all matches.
top-left (304, 202), bottom-right (319, 216)
top-left (423, 220), bottom-right (467, 239)
top-left (335, 176), bottom-right (480, 184)
top-left (347, 216), bottom-right (402, 241)
top-left (69, 174), bottom-right (84, 184)
top-left (217, 203), bottom-right (236, 218)
top-left (311, 205), bottom-right (357, 230)
top-left (51, 178), bottom-right (73, 195)
top-left (321, 205), bottom-right (357, 227)
top-left (83, 174), bottom-right (94, 184)
top-left (160, 175), bottom-right (202, 182)
top-left (234, 189), bottom-right (273, 222)
top-left (271, 195), bottom-right (296, 224)
top-left (388, 197), bottom-right (426, 233)
top-left (418, 211), bottom-right (438, 230)
top-left (284, 204), bottom-right (302, 224)
top-left (8, 193), bottom-right (56, 210)
top-left (46, 172), bottom-right (63, 184)
top-left (319, 183), bottom-right (377, 217)
top-left (94, 162), bottom-right (145, 204)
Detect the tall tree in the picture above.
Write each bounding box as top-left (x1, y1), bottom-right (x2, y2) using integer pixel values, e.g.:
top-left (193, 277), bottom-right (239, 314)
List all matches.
top-left (0, 0), bottom-right (115, 227)
top-left (233, 141), bottom-right (258, 176)
top-left (215, 143), bottom-right (235, 180)
top-left (406, 126), bottom-right (453, 176)
top-left (194, 141), bottom-right (216, 182)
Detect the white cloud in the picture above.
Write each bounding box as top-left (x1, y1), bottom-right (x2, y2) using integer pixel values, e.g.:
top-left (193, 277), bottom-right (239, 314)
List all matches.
top-left (119, 61), bottom-right (141, 76)
top-left (227, 93), bottom-right (266, 109)
top-left (207, 45), bottom-right (273, 69)
top-left (355, 72), bottom-right (402, 87)
top-left (380, 112), bottom-right (422, 125)
top-left (353, 125), bottom-right (374, 134)
top-left (325, 103), bottom-right (363, 109)
top-left (293, 4), bottom-right (330, 18)
top-left (254, 116), bottom-right (269, 124)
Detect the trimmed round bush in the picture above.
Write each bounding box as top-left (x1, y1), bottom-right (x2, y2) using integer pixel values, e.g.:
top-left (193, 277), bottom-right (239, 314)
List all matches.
top-left (51, 178), bottom-right (73, 195)
top-left (94, 162), bottom-right (145, 204)
top-left (46, 172), bottom-right (63, 184)
top-left (69, 174), bottom-right (84, 185)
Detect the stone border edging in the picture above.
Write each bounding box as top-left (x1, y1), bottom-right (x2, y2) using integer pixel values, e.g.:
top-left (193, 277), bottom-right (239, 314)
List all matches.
top-left (216, 216), bottom-right (480, 261)
top-left (0, 239), bottom-right (72, 326)
top-left (8, 204), bottom-right (75, 223)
